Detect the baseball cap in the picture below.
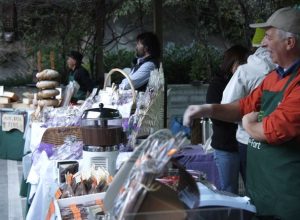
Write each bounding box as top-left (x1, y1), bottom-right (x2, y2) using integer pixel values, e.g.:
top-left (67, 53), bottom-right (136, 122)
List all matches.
top-left (250, 7), bottom-right (300, 34)
top-left (68, 51), bottom-right (83, 64)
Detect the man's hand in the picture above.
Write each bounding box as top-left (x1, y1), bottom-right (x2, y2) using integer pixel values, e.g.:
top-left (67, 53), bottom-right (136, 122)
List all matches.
top-left (242, 112), bottom-right (259, 128)
top-left (242, 112), bottom-right (266, 142)
top-left (183, 104), bottom-right (212, 127)
top-left (183, 102), bottom-right (241, 127)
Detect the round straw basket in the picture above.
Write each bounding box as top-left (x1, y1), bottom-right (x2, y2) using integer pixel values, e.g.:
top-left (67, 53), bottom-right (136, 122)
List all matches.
top-left (41, 126), bottom-right (82, 146)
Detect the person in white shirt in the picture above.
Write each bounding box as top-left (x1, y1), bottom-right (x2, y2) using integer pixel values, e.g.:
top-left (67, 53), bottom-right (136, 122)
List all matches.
top-left (119, 32), bottom-right (161, 92)
top-left (221, 31), bottom-right (276, 185)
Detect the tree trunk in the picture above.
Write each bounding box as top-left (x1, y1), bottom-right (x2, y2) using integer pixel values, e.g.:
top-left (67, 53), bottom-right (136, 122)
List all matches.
top-left (209, 0), bottom-right (227, 48)
top-left (95, 0), bottom-right (106, 89)
top-left (236, 0), bottom-right (252, 47)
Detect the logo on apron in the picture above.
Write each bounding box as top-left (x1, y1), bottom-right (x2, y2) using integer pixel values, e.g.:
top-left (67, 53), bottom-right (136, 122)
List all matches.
top-left (249, 137), bottom-right (261, 149)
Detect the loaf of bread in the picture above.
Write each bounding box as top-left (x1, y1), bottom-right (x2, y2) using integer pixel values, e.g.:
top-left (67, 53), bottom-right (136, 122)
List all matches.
top-left (36, 80), bottom-right (58, 89)
top-left (36, 69), bottom-right (59, 80)
top-left (2, 91), bottom-right (19, 102)
top-left (38, 99), bottom-right (59, 107)
top-left (37, 89), bottom-right (60, 99)
top-left (22, 98), bottom-right (33, 104)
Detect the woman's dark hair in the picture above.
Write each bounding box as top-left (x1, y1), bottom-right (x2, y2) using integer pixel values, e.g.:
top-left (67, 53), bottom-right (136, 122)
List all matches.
top-left (68, 50), bottom-right (83, 67)
top-left (220, 44), bottom-right (250, 77)
top-left (136, 32), bottom-right (161, 59)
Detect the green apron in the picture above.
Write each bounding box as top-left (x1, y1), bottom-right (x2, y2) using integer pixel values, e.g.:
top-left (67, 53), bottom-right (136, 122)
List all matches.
top-left (68, 74), bottom-right (86, 101)
top-left (247, 70), bottom-right (300, 220)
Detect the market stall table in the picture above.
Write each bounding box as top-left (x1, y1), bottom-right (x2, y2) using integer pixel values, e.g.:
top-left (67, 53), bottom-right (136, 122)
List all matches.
top-left (26, 159), bottom-right (255, 220)
top-left (173, 145), bottom-right (221, 189)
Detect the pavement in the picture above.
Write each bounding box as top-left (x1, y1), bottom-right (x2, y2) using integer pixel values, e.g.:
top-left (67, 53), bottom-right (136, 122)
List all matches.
top-left (0, 159), bottom-right (25, 220)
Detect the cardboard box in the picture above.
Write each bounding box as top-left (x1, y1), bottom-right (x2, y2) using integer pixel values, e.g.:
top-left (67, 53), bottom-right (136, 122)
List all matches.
top-left (54, 192), bottom-right (105, 220)
top-left (136, 182), bottom-right (187, 220)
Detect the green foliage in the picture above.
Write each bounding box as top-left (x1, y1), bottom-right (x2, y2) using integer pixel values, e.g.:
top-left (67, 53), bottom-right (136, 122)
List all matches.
top-left (103, 49), bottom-right (135, 72)
top-left (102, 43), bottom-right (222, 85)
top-left (103, 49), bottom-right (135, 83)
top-left (113, 0), bottom-right (152, 18)
top-left (190, 44), bottom-right (222, 83)
top-left (163, 43), bottom-right (196, 84)
top-left (0, 74), bottom-right (32, 87)
top-left (17, 1), bottom-right (96, 78)
top-left (7, 0), bottom-right (300, 87)
top-left (163, 42), bottom-right (222, 84)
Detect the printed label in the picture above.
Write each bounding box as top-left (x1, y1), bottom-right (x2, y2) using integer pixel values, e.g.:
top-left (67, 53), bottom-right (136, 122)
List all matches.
top-left (249, 138), bottom-right (261, 150)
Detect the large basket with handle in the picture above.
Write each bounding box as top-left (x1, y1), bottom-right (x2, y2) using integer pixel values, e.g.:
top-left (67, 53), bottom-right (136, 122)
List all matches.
top-left (103, 68), bottom-right (137, 115)
top-left (103, 68), bottom-right (136, 103)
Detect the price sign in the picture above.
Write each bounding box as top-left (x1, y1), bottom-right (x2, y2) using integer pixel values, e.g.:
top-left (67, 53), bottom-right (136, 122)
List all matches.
top-left (2, 114), bottom-right (25, 132)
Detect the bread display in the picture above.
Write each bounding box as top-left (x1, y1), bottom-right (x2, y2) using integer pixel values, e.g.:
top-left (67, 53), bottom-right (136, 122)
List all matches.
top-left (38, 99), bottom-right (59, 107)
top-left (37, 89), bottom-right (60, 99)
top-left (36, 80), bottom-right (59, 89)
top-left (36, 69), bottom-right (60, 108)
top-left (36, 69), bottom-right (59, 80)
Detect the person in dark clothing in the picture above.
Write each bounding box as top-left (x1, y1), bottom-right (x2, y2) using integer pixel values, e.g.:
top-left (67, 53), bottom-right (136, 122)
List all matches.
top-left (119, 32), bottom-right (161, 92)
top-left (206, 45), bottom-right (249, 193)
top-left (67, 51), bottom-right (94, 102)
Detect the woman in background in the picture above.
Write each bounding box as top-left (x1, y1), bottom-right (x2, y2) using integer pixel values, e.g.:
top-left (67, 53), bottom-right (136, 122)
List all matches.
top-left (206, 45), bottom-right (249, 193)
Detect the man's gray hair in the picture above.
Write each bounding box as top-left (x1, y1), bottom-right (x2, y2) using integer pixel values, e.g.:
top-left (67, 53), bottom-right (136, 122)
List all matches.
top-left (277, 29), bottom-right (300, 48)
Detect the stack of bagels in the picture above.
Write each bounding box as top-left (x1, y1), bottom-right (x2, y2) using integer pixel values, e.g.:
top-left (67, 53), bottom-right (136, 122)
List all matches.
top-left (36, 69), bottom-right (60, 107)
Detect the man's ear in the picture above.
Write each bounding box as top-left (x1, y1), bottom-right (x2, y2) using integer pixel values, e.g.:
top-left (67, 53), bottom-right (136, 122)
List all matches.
top-left (286, 37), bottom-right (296, 50)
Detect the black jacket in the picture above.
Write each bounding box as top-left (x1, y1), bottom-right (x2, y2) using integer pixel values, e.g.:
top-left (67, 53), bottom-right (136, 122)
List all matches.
top-left (131, 56), bottom-right (159, 92)
top-left (206, 74), bottom-right (238, 152)
top-left (72, 66), bottom-right (93, 93)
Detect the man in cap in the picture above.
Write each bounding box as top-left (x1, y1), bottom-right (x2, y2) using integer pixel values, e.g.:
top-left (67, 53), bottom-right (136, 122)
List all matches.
top-left (183, 7), bottom-right (300, 219)
top-left (67, 51), bottom-right (94, 102)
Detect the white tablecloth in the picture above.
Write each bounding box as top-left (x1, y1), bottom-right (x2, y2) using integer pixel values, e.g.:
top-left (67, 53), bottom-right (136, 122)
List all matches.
top-left (24, 120), bottom-right (47, 159)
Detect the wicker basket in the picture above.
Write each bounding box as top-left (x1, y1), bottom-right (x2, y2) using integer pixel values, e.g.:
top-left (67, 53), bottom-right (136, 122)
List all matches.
top-left (103, 68), bottom-right (137, 115)
top-left (135, 88), bottom-right (164, 138)
top-left (41, 126), bottom-right (82, 146)
top-left (129, 68), bottom-right (165, 145)
top-left (103, 68), bottom-right (137, 104)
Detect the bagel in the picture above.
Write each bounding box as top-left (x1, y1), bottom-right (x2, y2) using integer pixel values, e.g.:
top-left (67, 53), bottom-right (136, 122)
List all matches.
top-left (38, 99), bottom-right (59, 107)
top-left (36, 69), bottom-right (59, 80)
top-left (37, 89), bottom-right (60, 99)
top-left (36, 80), bottom-right (58, 89)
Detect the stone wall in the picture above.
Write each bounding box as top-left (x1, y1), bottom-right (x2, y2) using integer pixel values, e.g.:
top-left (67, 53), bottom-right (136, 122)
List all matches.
top-left (167, 84), bottom-right (208, 126)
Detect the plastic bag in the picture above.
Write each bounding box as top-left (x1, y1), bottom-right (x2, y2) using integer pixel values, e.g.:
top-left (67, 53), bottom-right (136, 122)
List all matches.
top-left (170, 117), bottom-right (191, 138)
